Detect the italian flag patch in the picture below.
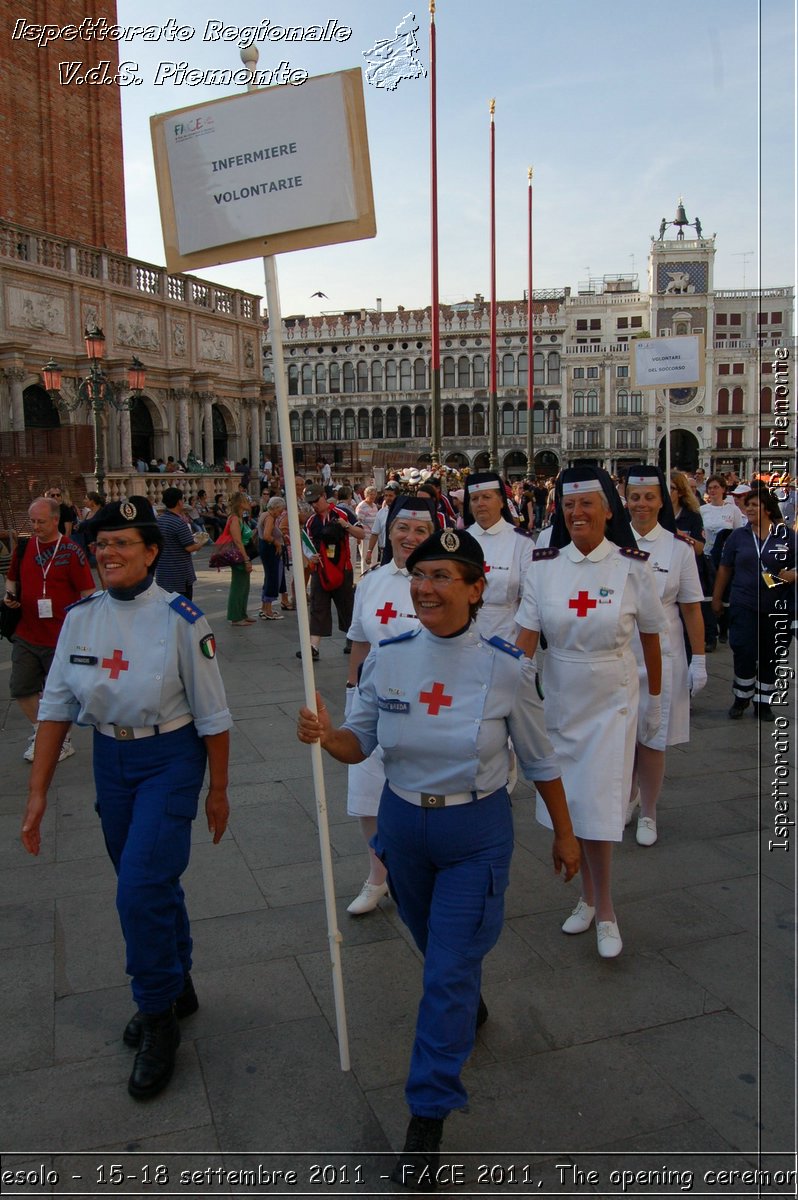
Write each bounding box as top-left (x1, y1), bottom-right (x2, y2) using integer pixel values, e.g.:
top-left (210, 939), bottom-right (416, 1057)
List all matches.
top-left (200, 634), bottom-right (216, 659)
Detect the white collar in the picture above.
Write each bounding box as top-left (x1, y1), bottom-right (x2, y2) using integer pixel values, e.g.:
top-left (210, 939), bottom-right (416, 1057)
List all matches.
top-left (480, 518), bottom-right (510, 537)
top-left (564, 537), bottom-right (613, 563)
top-left (634, 523), bottom-right (665, 544)
top-left (388, 560), bottom-right (408, 576)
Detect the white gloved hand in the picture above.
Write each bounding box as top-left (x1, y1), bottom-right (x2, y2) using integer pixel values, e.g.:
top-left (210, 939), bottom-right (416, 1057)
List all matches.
top-left (641, 693), bottom-right (662, 744)
top-left (688, 654), bottom-right (707, 695)
top-left (344, 685), bottom-right (357, 719)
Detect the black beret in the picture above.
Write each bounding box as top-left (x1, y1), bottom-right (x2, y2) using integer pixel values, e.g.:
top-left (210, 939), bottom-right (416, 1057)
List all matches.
top-left (84, 495), bottom-right (159, 543)
top-left (406, 527), bottom-right (485, 573)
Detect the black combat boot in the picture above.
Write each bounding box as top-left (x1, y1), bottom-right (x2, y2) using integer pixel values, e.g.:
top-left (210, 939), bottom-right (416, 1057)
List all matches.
top-left (127, 1009), bottom-right (180, 1099)
top-left (123, 974), bottom-right (198, 1047)
top-left (390, 1115), bottom-right (444, 1191)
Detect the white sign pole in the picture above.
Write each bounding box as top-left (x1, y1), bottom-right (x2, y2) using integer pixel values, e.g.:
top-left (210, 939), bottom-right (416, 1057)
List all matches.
top-left (665, 391), bottom-right (671, 483)
top-left (244, 56), bottom-right (350, 1073)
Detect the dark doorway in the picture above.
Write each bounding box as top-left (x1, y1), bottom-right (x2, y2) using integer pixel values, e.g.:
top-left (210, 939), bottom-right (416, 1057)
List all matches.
top-left (24, 385), bottom-right (60, 429)
top-left (130, 396), bottom-right (155, 464)
top-left (659, 429), bottom-right (699, 472)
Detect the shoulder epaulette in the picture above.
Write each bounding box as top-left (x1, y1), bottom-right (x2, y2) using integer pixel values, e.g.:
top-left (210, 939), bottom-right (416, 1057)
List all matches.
top-left (514, 526), bottom-right (535, 539)
top-left (379, 627), bottom-right (421, 647)
top-left (532, 547), bottom-right (559, 560)
top-left (674, 530), bottom-right (692, 544)
top-left (619, 545), bottom-right (650, 561)
top-left (169, 594), bottom-right (203, 623)
top-left (485, 634), bottom-right (524, 659)
top-left (65, 591), bottom-right (101, 612)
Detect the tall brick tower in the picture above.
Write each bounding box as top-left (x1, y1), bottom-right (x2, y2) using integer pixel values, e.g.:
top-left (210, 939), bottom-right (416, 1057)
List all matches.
top-left (0, 0), bottom-right (127, 253)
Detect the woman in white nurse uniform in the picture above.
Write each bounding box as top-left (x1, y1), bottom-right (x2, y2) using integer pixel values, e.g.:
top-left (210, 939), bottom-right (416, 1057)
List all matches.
top-left (462, 471), bottom-right (535, 642)
top-left (344, 495), bottom-right (437, 914)
top-left (624, 465), bottom-right (707, 846)
top-left (516, 466), bottom-right (666, 957)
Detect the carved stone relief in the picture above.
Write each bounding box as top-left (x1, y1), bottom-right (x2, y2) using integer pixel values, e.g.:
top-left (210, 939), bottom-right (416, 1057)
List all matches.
top-left (198, 327), bottom-right (233, 365)
top-left (8, 287), bottom-right (66, 335)
top-left (115, 308), bottom-right (161, 352)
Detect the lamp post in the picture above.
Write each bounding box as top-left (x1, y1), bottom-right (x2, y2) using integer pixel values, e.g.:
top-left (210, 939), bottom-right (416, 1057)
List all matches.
top-left (43, 325), bottom-right (146, 498)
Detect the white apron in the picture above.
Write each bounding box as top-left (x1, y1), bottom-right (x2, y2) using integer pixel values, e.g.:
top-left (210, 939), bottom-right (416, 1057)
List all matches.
top-left (472, 520), bottom-right (535, 642)
top-left (519, 540), bottom-right (665, 841)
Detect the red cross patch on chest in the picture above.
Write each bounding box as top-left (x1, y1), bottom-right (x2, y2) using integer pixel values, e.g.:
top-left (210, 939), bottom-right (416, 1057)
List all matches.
top-left (375, 601), bottom-right (398, 624)
top-left (419, 681), bottom-right (453, 715)
top-left (569, 591), bottom-right (597, 618)
top-left (102, 648), bottom-right (130, 679)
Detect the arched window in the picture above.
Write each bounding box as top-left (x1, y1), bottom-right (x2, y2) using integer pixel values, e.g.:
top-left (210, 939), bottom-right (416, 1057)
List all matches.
top-left (371, 361), bottom-right (383, 391)
top-left (315, 363), bottom-right (326, 393)
top-left (457, 404), bottom-right (470, 437)
top-left (617, 390), bottom-right (629, 414)
top-left (573, 390), bottom-right (585, 415)
top-left (386, 407), bottom-right (398, 437)
top-left (518, 353), bottom-right (528, 388)
top-left (358, 408), bottom-right (370, 438)
top-left (586, 389), bottom-right (599, 414)
top-left (533, 401), bottom-right (545, 434)
top-left (547, 402), bottom-right (560, 434)
top-left (289, 412), bottom-right (300, 439)
top-left (547, 351), bottom-right (561, 385)
top-left (443, 356), bottom-right (456, 388)
top-left (343, 362), bottom-right (356, 393)
top-left (731, 386), bottom-right (744, 414)
top-left (301, 364), bottom-right (313, 394)
top-left (385, 360), bottom-right (398, 391)
top-left (717, 387), bottom-right (729, 414)
top-left (372, 409), bottom-right (384, 438)
top-left (533, 352), bottom-right (545, 386)
top-left (760, 386), bottom-right (772, 413)
top-left (329, 362), bottom-right (340, 393)
top-left (501, 353), bottom-right (515, 387)
top-left (473, 404), bottom-right (486, 436)
top-left (414, 406), bottom-right (427, 437)
top-left (302, 411), bottom-right (315, 440)
top-left (443, 404), bottom-right (456, 436)
top-left (458, 356), bottom-right (470, 387)
top-left (501, 403), bottom-right (515, 435)
top-left (288, 364), bottom-right (299, 395)
top-left (330, 409), bottom-right (342, 439)
top-left (399, 405), bottom-right (412, 437)
top-left (357, 361), bottom-right (369, 392)
top-left (414, 358), bottom-right (427, 389)
top-left (343, 408), bottom-right (356, 439)
top-left (399, 359), bottom-right (412, 390)
top-left (317, 411), bottom-right (328, 440)
top-left (473, 355), bottom-right (486, 388)
top-left (518, 403), bottom-right (528, 436)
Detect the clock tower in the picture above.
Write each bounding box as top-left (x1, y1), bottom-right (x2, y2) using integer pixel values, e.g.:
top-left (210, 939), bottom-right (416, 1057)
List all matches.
top-left (648, 199), bottom-right (716, 470)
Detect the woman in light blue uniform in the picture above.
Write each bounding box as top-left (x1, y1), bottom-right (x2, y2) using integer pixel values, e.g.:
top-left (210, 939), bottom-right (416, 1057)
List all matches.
top-left (21, 496), bottom-right (232, 1102)
top-left (298, 527), bottom-right (578, 1189)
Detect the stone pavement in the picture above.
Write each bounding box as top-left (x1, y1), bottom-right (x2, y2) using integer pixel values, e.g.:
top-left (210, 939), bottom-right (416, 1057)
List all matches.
top-left (0, 550), bottom-right (795, 1197)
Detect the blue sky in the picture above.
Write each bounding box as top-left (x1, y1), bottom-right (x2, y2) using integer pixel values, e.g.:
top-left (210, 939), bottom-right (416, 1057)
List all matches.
top-left (118, 0), bottom-right (796, 315)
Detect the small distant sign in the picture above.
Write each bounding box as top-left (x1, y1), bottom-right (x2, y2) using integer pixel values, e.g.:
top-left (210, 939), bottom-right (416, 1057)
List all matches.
top-left (151, 68), bottom-right (375, 272)
top-left (633, 334), bottom-right (704, 388)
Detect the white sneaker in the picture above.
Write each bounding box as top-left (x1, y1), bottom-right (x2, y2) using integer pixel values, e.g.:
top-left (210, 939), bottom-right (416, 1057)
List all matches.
top-left (597, 920), bottom-right (623, 958)
top-left (561, 899), bottom-right (596, 934)
top-left (636, 817), bottom-right (657, 846)
top-left (23, 733), bottom-right (36, 763)
top-left (624, 788), bottom-right (640, 827)
top-left (347, 881), bottom-right (389, 916)
top-left (58, 739), bottom-right (75, 762)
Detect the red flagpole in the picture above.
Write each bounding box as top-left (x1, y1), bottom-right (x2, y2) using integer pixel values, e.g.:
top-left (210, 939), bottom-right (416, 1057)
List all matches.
top-left (489, 99), bottom-right (498, 470)
top-left (429, 1), bottom-right (441, 466)
top-left (526, 166), bottom-right (534, 473)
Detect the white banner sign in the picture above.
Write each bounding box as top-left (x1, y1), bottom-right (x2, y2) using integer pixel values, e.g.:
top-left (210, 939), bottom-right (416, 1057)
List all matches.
top-left (151, 69), bottom-right (375, 270)
top-left (633, 334), bottom-right (704, 388)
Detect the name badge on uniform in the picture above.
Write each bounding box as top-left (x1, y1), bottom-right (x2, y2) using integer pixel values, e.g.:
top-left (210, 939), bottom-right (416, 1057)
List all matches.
top-left (378, 697), bottom-right (410, 714)
top-left (37, 598), bottom-right (53, 619)
top-left (69, 654), bottom-right (98, 665)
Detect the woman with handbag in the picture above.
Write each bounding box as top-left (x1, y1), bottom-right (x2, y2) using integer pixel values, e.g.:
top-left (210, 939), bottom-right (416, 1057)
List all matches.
top-left (257, 496), bottom-right (288, 620)
top-left (225, 494), bottom-right (255, 626)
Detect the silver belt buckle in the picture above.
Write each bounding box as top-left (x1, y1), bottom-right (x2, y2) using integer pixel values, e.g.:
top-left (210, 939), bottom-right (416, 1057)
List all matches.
top-left (114, 725), bottom-right (135, 740)
top-left (420, 792), bottom-right (444, 808)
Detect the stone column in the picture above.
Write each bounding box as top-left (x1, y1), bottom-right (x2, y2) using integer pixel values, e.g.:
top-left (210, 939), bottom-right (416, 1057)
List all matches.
top-left (119, 406), bottom-right (132, 472)
top-left (202, 392), bottom-right (215, 466)
top-left (8, 367), bottom-right (25, 431)
top-left (249, 399), bottom-right (260, 469)
top-left (176, 389), bottom-right (191, 464)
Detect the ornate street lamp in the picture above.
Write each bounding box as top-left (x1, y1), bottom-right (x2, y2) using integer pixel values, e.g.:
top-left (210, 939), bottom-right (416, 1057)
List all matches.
top-left (43, 325), bottom-right (146, 497)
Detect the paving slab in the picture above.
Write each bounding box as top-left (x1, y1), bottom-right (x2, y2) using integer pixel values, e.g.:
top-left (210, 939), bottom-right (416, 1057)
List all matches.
top-left (1, 942), bottom-right (54, 1074)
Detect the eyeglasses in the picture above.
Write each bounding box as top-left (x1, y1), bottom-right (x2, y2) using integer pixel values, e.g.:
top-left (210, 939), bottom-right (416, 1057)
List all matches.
top-left (410, 570), bottom-right (464, 588)
top-left (95, 538), bottom-right (146, 552)
top-left (47, 492), bottom-right (61, 497)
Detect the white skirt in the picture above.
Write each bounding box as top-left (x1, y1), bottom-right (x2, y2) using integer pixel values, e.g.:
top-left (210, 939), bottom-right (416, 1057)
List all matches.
top-left (346, 746), bottom-right (385, 817)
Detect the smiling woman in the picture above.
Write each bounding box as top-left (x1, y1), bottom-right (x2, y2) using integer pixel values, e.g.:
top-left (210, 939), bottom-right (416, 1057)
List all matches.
top-left (298, 525), bottom-right (577, 1180)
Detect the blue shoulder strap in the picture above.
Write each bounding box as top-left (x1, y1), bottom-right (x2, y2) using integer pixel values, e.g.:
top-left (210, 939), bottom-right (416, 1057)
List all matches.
top-left (485, 634), bottom-right (524, 659)
top-left (619, 545), bottom-right (650, 561)
top-left (379, 627), bottom-right (421, 647)
top-left (169, 595), bottom-right (204, 623)
top-left (65, 591), bottom-right (100, 612)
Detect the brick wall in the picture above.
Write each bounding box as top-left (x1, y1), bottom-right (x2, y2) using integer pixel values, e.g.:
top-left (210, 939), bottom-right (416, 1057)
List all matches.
top-left (0, 0), bottom-right (127, 254)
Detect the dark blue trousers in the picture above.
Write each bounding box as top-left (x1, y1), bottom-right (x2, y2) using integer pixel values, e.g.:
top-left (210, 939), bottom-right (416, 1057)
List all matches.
top-left (93, 723), bottom-right (206, 1013)
top-left (374, 785), bottom-right (513, 1119)
top-left (728, 604), bottom-right (778, 706)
